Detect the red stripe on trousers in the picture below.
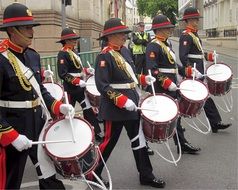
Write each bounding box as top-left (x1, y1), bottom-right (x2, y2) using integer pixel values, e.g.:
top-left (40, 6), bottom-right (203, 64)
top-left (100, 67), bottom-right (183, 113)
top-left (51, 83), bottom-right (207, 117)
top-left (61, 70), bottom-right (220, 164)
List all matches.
top-left (0, 147), bottom-right (6, 189)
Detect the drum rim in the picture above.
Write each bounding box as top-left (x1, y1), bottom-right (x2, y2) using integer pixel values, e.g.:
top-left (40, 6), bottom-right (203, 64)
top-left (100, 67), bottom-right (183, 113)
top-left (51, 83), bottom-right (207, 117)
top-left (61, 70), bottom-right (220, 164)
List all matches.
top-left (178, 78), bottom-right (209, 102)
top-left (139, 93), bottom-right (179, 124)
top-left (43, 116), bottom-right (95, 161)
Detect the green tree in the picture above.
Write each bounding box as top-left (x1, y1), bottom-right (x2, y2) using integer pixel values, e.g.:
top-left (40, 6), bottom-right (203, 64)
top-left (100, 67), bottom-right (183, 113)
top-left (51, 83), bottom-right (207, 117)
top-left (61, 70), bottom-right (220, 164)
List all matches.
top-left (136, 0), bottom-right (178, 24)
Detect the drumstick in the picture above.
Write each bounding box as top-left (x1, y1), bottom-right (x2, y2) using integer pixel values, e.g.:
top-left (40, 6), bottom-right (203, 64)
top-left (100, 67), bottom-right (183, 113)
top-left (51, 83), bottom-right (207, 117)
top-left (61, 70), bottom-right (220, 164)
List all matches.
top-left (87, 61), bottom-right (92, 68)
top-left (192, 63), bottom-right (196, 81)
top-left (31, 140), bottom-right (73, 145)
top-left (47, 65), bottom-right (54, 84)
top-left (202, 72), bottom-right (222, 77)
top-left (64, 91), bottom-right (76, 143)
top-left (136, 107), bottom-right (159, 113)
top-left (214, 50), bottom-right (217, 64)
top-left (148, 69), bottom-right (157, 105)
top-left (177, 88), bottom-right (196, 92)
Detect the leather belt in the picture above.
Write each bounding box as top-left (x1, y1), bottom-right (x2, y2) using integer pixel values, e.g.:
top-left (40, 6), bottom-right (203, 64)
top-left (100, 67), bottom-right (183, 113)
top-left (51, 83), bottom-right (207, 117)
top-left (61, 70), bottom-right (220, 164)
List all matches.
top-left (69, 73), bottom-right (84, 77)
top-left (187, 54), bottom-right (204, 59)
top-left (110, 82), bottom-right (137, 89)
top-left (0, 98), bottom-right (41, 108)
top-left (158, 68), bottom-right (177, 74)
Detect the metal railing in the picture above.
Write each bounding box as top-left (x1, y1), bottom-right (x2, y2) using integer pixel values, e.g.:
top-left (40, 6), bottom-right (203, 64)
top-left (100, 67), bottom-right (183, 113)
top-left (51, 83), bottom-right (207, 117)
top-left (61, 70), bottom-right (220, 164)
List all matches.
top-left (41, 50), bottom-right (99, 83)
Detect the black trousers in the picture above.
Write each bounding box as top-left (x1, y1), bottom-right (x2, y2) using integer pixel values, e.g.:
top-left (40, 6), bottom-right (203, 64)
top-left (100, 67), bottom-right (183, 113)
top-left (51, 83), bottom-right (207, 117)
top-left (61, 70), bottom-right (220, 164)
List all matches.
top-left (70, 90), bottom-right (101, 134)
top-left (134, 54), bottom-right (146, 74)
top-left (5, 145), bottom-right (64, 189)
top-left (95, 119), bottom-right (154, 180)
top-left (204, 97), bottom-right (221, 127)
top-left (173, 117), bottom-right (187, 145)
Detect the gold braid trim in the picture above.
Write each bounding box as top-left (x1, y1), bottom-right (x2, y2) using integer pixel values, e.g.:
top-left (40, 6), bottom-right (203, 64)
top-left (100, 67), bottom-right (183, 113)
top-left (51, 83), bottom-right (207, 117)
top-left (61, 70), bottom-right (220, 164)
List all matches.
top-left (67, 50), bottom-right (81, 69)
top-left (188, 32), bottom-right (202, 51)
top-left (7, 50), bottom-right (32, 91)
top-left (153, 39), bottom-right (175, 64)
top-left (109, 50), bottom-right (131, 78)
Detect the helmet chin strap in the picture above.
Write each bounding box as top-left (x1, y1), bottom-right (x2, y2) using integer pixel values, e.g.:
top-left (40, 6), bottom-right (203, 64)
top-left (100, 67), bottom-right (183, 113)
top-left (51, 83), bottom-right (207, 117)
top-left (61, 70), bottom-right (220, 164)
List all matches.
top-left (13, 27), bottom-right (31, 44)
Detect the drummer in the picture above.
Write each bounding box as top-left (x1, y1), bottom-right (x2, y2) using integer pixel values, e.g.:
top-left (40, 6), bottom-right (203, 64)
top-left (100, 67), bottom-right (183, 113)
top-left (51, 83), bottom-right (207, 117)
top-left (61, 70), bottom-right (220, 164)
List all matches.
top-left (178, 7), bottom-right (231, 133)
top-left (56, 27), bottom-right (104, 142)
top-left (145, 14), bottom-right (201, 154)
top-left (93, 17), bottom-right (166, 188)
top-left (0, 2), bottom-right (75, 189)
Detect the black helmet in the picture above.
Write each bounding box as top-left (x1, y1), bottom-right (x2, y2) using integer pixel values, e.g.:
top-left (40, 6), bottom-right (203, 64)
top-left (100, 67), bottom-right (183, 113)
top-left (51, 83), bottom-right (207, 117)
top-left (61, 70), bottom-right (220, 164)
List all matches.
top-left (151, 14), bottom-right (175, 30)
top-left (98, 18), bottom-right (131, 40)
top-left (0, 2), bottom-right (40, 31)
top-left (56, 27), bottom-right (80, 43)
top-left (179, 7), bottom-right (203, 21)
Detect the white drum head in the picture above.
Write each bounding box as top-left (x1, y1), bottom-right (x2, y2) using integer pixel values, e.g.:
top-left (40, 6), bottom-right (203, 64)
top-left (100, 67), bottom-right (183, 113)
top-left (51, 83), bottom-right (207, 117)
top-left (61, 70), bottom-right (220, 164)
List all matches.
top-left (141, 95), bottom-right (178, 122)
top-left (207, 63), bottom-right (232, 82)
top-left (179, 80), bottom-right (208, 101)
top-left (86, 76), bottom-right (100, 96)
top-left (44, 118), bottom-right (92, 158)
top-left (43, 83), bottom-right (63, 101)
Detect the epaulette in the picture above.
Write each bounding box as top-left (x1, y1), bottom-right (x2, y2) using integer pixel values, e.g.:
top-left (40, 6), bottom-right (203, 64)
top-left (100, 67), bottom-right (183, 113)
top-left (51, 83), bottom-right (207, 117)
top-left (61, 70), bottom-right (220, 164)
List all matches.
top-left (0, 39), bottom-right (9, 53)
top-left (101, 46), bottom-right (112, 54)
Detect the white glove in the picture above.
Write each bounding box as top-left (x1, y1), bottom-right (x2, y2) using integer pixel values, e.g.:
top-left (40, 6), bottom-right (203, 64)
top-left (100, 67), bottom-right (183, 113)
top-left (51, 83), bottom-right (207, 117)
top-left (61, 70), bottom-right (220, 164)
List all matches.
top-left (145, 75), bottom-right (156, 85)
top-left (192, 68), bottom-right (203, 79)
top-left (86, 68), bottom-right (95, 75)
top-left (43, 70), bottom-right (54, 78)
top-left (11, 134), bottom-right (32, 152)
top-left (168, 82), bottom-right (178, 91)
top-left (123, 99), bottom-right (137, 111)
top-left (60, 104), bottom-right (75, 117)
top-left (77, 80), bottom-right (86, 88)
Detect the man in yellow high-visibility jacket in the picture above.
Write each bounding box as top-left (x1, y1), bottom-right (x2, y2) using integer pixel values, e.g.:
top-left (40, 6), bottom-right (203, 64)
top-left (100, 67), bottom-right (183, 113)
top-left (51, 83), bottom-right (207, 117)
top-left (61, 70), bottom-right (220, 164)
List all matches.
top-left (132, 22), bottom-right (151, 74)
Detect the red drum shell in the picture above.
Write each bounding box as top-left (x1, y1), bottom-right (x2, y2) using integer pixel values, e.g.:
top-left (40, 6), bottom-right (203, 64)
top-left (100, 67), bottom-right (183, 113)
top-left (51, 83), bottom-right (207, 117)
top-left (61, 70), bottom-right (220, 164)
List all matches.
top-left (140, 93), bottom-right (179, 143)
top-left (43, 117), bottom-right (99, 178)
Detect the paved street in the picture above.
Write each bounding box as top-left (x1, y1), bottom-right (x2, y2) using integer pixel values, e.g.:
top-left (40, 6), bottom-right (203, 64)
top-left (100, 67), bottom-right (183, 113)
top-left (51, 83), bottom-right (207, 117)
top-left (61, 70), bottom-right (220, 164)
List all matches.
top-left (22, 40), bottom-right (238, 190)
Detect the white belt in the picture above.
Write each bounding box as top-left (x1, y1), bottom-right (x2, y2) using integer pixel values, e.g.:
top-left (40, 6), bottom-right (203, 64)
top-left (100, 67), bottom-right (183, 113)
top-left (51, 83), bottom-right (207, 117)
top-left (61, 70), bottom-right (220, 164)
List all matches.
top-left (69, 73), bottom-right (84, 77)
top-left (110, 82), bottom-right (137, 89)
top-left (0, 98), bottom-right (41, 108)
top-left (158, 68), bottom-right (177, 74)
top-left (187, 54), bottom-right (204, 59)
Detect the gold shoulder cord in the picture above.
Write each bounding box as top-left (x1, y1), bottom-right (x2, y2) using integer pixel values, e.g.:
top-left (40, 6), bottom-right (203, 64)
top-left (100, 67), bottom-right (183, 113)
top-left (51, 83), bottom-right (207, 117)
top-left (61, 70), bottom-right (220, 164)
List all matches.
top-left (188, 32), bottom-right (202, 51)
top-left (7, 50), bottom-right (32, 91)
top-left (68, 49), bottom-right (81, 69)
top-left (157, 40), bottom-right (175, 64)
top-left (109, 50), bottom-right (131, 78)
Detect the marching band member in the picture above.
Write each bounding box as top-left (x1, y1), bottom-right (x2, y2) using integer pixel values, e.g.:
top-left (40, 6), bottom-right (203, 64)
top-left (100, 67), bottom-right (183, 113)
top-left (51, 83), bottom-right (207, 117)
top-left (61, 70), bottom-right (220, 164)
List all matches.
top-left (179, 7), bottom-right (231, 133)
top-left (146, 14), bottom-right (201, 154)
top-left (56, 27), bottom-right (104, 142)
top-left (93, 17), bottom-right (165, 188)
top-left (0, 3), bottom-right (74, 189)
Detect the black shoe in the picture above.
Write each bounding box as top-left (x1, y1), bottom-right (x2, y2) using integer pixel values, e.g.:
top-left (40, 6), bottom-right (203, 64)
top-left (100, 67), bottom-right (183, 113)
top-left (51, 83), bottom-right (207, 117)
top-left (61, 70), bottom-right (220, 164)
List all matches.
top-left (178, 142), bottom-right (201, 154)
top-left (146, 146), bottom-right (154, 155)
top-left (211, 122), bottom-right (232, 133)
top-left (95, 133), bottom-right (104, 142)
top-left (140, 177), bottom-right (166, 188)
top-left (92, 176), bottom-right (109, 188)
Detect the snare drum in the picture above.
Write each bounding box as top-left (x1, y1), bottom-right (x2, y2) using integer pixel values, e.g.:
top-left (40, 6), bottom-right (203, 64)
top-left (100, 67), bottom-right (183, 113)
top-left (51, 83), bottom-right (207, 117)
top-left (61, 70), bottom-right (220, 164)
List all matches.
top-left (43, 117), bottom-right (99, 178)
top-left (86, 75), bottom-right (100, 107)
top-left (140, 94), bottom-right (179, 143)
top-left (43, 82), bottom-right (64, 101)
top-left (206, 63), bottom-right (233, 96)
top-left (179, 79), bottom-right (208, 117)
